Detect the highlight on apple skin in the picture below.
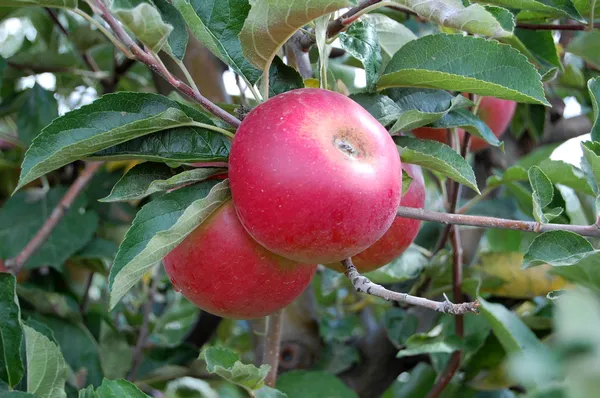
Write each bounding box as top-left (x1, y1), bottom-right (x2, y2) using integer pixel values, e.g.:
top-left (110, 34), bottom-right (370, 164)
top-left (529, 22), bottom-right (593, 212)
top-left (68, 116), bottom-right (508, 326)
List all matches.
top-left (229, 88), bottom-right (403, 264)
top-left (163, 200), bottom-right (317, 320)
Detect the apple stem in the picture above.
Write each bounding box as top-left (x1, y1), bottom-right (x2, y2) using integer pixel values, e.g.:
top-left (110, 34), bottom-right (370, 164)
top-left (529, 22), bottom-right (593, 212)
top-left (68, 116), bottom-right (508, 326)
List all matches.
top-left (263, 310), bottom-right (284, 387)
top-left (396, 206), bottom-right (600, 238)
top-left (341, 258), bottom-right (480, 315)
top-left (4, 161), bottom-right (104, 276)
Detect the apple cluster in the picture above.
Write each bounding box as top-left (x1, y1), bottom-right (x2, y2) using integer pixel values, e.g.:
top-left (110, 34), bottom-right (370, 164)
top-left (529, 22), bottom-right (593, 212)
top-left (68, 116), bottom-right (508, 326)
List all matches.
top-left (163, 88), bottom-right (428, 319)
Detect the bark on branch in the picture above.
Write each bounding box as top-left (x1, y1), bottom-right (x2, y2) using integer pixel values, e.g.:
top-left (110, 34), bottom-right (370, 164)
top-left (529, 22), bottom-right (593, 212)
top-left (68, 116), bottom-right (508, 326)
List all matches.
top-left (396, 206), bottom-right (600, 238)
top-left (5, 162), bottom-right (103, 275)
top-left (342, 258), bottom-right (480, 315)
top-left (91, 0), bottom-right (241, 128)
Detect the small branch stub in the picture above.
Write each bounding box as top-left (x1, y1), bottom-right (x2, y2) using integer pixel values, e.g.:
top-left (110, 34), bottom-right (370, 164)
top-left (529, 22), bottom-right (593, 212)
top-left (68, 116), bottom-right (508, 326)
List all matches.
top-left (341, 258), bottom-right (479, 315)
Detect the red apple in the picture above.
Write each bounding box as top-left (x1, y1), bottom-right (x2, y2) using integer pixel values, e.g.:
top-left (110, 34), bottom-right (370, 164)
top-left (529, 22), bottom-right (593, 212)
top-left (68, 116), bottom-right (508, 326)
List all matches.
top-left (411, 96), bottom-right (516, 152)
top-left (326, 163), bottom-right (426, 273)
top-left (163, 200), bottom-right (317, 319)
top-left (470, 96), bottom-right (516, 151)
top-left (229, 88), bottom-right (402, 264)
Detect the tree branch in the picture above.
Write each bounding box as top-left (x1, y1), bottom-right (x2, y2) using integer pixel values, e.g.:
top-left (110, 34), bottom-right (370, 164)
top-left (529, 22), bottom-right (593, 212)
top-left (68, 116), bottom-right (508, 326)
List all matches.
top-left (263, 310), bottom-right (284, 387)
top-left (342, 258), bottom-right (479, 315)
top-left (5, 162), bottom-right (103, 275)
top-left (298, 0), bottom-right (597, 52)
top-left (395, 206), bottom-right (600, 238)
top-left (79, 271), bottom-right (95, 315)
top-left (299, 0), bottom-right (384, 50)
top-left (516, 22), bottom-right (600, 30)
top-left (427, 228), bottom-right (464, 397)
top-left (45, 8), bottom-right (102, 75)
top-left (91, 0), bottom-right (241, 128)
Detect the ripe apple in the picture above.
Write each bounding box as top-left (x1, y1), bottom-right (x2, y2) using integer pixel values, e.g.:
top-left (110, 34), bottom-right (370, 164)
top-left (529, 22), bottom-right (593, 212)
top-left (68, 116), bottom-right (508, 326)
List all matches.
top-left (163, 200), bottom-right (317, 319)
top-left (326, 163), bottom-right (426, 273)
top-left (411, 96), bottom-right (516, 152)
top-left (229, 88), bottom-right (402, 264)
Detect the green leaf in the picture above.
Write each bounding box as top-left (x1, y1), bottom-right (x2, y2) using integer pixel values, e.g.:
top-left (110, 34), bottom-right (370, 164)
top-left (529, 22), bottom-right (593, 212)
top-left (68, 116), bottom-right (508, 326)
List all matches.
top-left (478, 296), bottom-right (546, 355)
top-left (402, 169), bottom-right (413, 196)
top-left (313, 343), bottom-right (359, 375)
top-left (588, 78), bottom-right (600, 142)
top-left (473, 0), bottom-right (583, 21)
top-left (397, 334), bottom-right (463, 357)
top-left (486, 160), bottom-right (594, 195)
top-left (16, 84), bottom-right (58, 146)
top-left (267, 56), bottom-right (304, 98)
top-left (0, 0), bottom-right (76, 7)
top-left (364, 14), bottom-right (416, 65)
top-left (390, 0), bottom-right (513, 38)
top-left (239, 0), bottom-right (355, 73)
top-left (96, 379), bottom-right (150, 397)
top-left (151, 295), bottom-right (199, 347)
top-left (551, 252), bottom-right (600, 291)
top-left (204, 346), bottom-right (269, 391)
top-left (348, 93), bottom-right (402, 127)
top-left (254, 386), bottom-right (287, 398)
top-left (99, 323), bottom-right (132, 380)
top-left (430, 107), bottom-right (501, 148)
top-left (580, 141), bottom-right (600, 195)
top-left (512, 29), bottom-right (562, 76)
top-left (378, 34), bottom-right (549, 106)
top-left (109, 180), bottom-right (230, 309)
top-left (0, 274), bottom-right (24, 388)
top-left (485, 5), bottom-right (517, 32)
top-left (0, 392), bottom-right (37, 397)
top-left (522, 230), bottom-right (596, 268)
top-left (173, 0), bottom-right (261, 86)
top-left (17, 285), bottom-right (79, 320)
top-left (71, 238), bottom-right (118, 275)
top-left (384, 309), bottom-right (419, 347)
top-left (568, 31), bottom-right (600, 70)
top-left (151, 0), bottom-right (188, 60)
top-left (23, 325), bottom-right (67, 398)
top-left (529, 166), bottom-right (562, 223)
top-left (91, 125), bottom-right (231, 163)
top-left (385, 88), bottom-right (473, 132)
top-left (363, 246), bottom-right (427, 284)
top-left (339, 20), bottom-right (382, 90)
top-left (394, 137), bottom-right (480, 193)
top-left (30, 316), bottom-right (103, 388)
top-left (115, 3), bottom-right (173, 53)
top-left (0, 187), bottom-right (98, 271)
top-left (276, 371), bottom-right (357, 398)
top-left (100, 162), bottom-right (226, 202)
top-left (17, 92), bottom-right (216, 191)
top-left (77, 386), bottom-right (95, 398)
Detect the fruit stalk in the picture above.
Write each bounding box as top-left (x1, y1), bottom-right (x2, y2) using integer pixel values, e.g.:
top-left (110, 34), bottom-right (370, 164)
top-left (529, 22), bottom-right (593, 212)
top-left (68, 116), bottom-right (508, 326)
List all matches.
top-left (341, 258), bottom-right (479, 315)
top-left (263, 310), bottom-right (284, 387)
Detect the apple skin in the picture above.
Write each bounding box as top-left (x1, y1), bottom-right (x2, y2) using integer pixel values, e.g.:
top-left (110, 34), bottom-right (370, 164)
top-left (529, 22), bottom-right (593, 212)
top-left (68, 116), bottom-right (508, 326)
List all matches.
top-left (471, 96), bottom-right (516, 151)
top-left (163, 200), bottom-right (317, 319)
top-left (229, 88), bottom-right (402, 264)
top-left (326, 163), bottom-right (426, 273)
top-left (412, 97), bottom-right (517, 152)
